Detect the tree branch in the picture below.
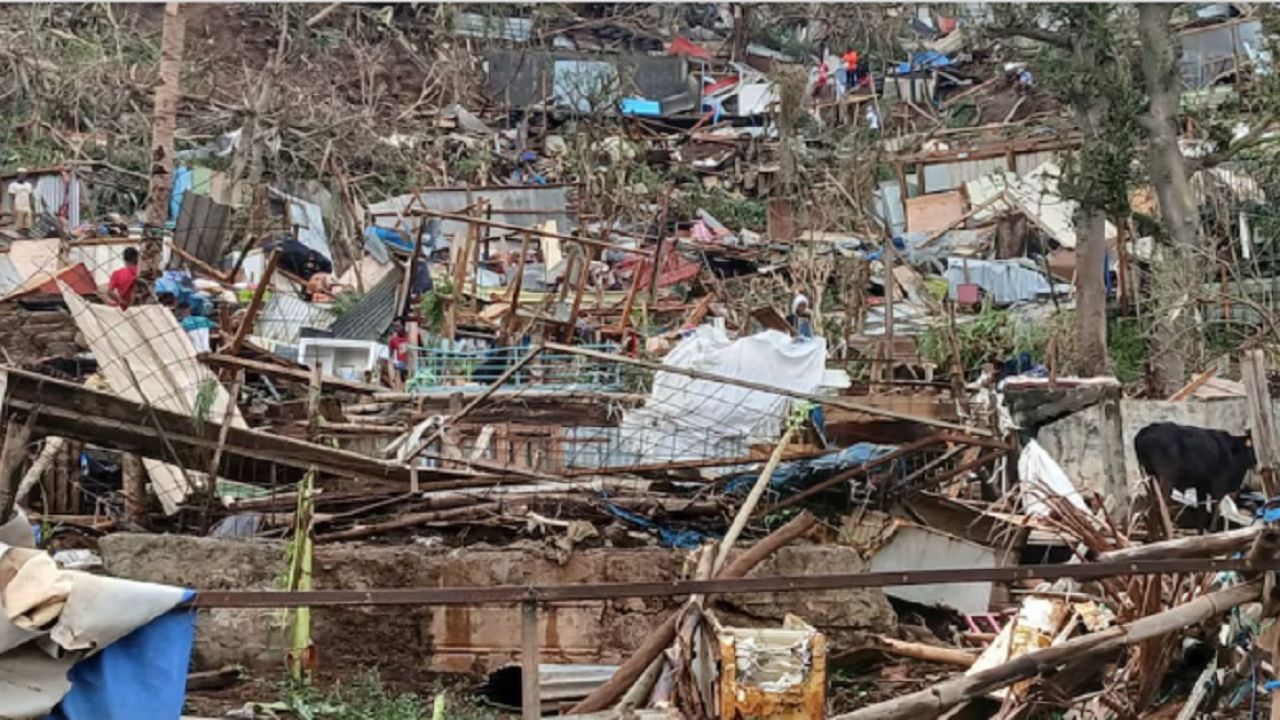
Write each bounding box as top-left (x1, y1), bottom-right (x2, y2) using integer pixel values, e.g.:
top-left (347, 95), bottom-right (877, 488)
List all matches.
top-left (1186, 117), bottom-right (1280, 172)
top-left (992, 24), bottom-right (1073, 50)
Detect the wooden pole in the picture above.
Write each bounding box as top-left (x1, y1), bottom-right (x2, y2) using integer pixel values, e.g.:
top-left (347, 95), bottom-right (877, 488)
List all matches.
top-left (521, 600), bottom-right (541, 720)
top-left (1243, 349), bottom-right (1279, 496)
top-left (565, 244), bottom-right (594, 339)
top-left (568, 511), bottom-right (818, 714)
top-left (505, 231), bottom-right (532, 340)
top-left (227, 250), bottom-right (280, 355)
top-left (712, 425), bottom-right (796, 574)
top-left (0, 414), bottom-right (37, 524)
top-left (1097, 526), bottom-right (1259, 562)
top-left (543, 342), bottom-right (992, 435)
top-left (648, 185), bottom-right (673, 304)
top-left (832, 582), bottom-right (1260, 720)
top-left (873, 635), bottom-right (977, 668)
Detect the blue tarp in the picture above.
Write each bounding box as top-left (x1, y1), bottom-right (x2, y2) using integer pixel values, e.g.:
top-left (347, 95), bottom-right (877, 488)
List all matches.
top-left (47, 590), bottom-right (196, 720)
top-left (604, 502), bottom-right (713, 549)
top-left (168, 166), bottom-right (194, 226)
top-left (724, 442), bottom-right (898, 497)
top-left (896, 51), bottom-right (951, 74)
top-left (620, 98), bottom-right (662, 116)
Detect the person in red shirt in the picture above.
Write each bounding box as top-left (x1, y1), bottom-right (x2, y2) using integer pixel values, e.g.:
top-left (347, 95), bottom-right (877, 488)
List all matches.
top-left (388, 321), bottom-right (410, 380)
top-left (107, 247), bottom-right (140, 309)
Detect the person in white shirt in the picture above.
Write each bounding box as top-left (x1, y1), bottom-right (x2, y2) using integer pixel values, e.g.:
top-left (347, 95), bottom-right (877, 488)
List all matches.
top-left (790, 290), bottom-right (813, 338)
top-left (8, 169), bottom-right (34, 231)
top-left (865, 105), bottom-right (881, 134)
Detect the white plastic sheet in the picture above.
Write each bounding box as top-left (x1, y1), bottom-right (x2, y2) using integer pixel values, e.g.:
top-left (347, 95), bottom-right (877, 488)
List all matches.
top-left (0, 511), bottom-right (188, 718)
top-left (1019, 440), bottom-right (1089, 516)
top-left (615, 327), bottom-right (827, 465)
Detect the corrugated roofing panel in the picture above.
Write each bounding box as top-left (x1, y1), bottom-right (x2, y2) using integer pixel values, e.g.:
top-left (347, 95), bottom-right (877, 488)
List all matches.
top-left (170, 192), bottom-right (232, 269)
top-left (254, 293), bottom-right (335, 345)
top-left (328, 265), bottom-right (403, 342)
top-left (367, 185), bottom-right (573, 243)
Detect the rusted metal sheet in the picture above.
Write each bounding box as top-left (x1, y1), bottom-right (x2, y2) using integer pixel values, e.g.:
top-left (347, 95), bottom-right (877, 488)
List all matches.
top-left (171, 192), bottom-right (232, 270)
top-left (719, 621), bottom-right (826, 720)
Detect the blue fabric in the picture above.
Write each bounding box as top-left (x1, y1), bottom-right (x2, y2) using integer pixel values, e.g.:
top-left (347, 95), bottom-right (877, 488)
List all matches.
top-left (896, 51), bottom-right (951, 74)
top-left (1104, 251), bottom-right (1113, 294)
top-left (48, 589), bottom-right (196, 720)
top-left (604, 502), bottom-right (712, 549)
top-left (621, 98), bottom-right (662, 116)
top-left (365, 225), bottom-right (415, 253)
top-left (724, 442), bottom-right (897, 496)
top-left (168, 166), bottom-right (194, 226)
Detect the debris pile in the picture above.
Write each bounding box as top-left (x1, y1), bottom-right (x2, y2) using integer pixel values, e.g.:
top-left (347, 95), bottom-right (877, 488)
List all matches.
top-left (1, 3), bottom-right (1280, 719)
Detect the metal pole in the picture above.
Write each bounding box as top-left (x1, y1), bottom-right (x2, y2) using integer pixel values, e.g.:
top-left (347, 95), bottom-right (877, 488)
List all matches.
top-left (521, 600), bottom-right (540, 720)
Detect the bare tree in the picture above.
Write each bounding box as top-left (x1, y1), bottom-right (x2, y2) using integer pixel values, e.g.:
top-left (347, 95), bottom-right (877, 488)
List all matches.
top-left (142, 2), bottom-right (186, 282)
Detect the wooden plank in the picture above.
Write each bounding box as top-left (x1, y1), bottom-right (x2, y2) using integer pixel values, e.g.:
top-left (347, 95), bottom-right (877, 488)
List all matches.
top-left (201, 353), bottom-right (383, 394)
top-left (228, 250), bottom-right (280, 354)
top-left (904, 191), bottom-right (966, 234)
top-left (2, 366), bottom-right (481, 487)
top-left (1167, 368), bottom-right (1217, 401)
top-left (1242, 349), bottom-right (1278, 496)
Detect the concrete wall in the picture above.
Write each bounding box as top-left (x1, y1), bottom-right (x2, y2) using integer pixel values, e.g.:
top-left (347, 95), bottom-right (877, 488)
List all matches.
top-left (1036, 398), bottom-right (1253, 500)
top-left (100, 535), bottom-right (896, 681)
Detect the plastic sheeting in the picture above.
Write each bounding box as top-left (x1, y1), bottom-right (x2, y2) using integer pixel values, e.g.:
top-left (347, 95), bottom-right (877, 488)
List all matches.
top-left (614, 327), bottom-right (827, 465)
top-left (724, 442), bottom-right (897, 499)
top-left (944, 257), bottom-right (1067, 305)
top-left (1019, 440), bottom-right (1089, 516)
top-left (0, 511), bottom-right (193, 720)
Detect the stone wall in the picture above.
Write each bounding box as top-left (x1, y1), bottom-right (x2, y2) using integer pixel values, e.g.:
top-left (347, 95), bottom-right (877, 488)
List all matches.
top-left (1036, 398), bottom-right (1254, 502)
top-left (100, 534), bottom-right (896, 681)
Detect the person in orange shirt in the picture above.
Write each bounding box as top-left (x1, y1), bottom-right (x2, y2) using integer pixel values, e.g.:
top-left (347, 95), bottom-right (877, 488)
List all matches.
top-left (842, 50), bottom-right (860, 90)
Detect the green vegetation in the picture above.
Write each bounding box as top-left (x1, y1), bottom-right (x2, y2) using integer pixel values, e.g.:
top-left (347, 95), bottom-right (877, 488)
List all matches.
top-left (261, 671), bottom-right (500, 720)
top-left (916, 304), bottom-right (1056, 374)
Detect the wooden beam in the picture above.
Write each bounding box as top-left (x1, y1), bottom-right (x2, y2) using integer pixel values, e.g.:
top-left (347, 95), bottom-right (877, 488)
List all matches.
top-left (1168, 368), bottom-right (1217, 401)
top-left (1, 366), bottom-right (480, 488)
top-left (167, 242), bottom-right (232, 283)
top-left (543, 343), bottom-right (993, 435)
top-left (227, 250), bottom-right (279, 355)
top-left (200, 353), bottom-right (383, 394)
top-left (408, 209), bottom-right (652, 257)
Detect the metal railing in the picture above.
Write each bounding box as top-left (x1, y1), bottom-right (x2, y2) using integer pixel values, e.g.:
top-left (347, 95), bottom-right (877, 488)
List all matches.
top-left (407, 342), bottom-right (625, 392)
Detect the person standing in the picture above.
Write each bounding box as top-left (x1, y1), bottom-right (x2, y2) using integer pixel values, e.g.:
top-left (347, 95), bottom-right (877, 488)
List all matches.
top-left (387, 320), bottom-right (410, 381)
top-left (842, 49), bottom-right (860, 90)
top-left (108, 247), bottom-right (140, 309)
top-left (8, 169), bottom-right (34, 232)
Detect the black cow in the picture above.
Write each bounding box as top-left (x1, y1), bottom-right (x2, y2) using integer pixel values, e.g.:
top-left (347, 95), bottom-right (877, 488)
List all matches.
top-left (1134, 422), bottom-right (1256, 533)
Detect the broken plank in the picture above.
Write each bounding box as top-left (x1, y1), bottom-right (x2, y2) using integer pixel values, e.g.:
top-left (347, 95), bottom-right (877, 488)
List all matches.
top-left (227, 250), bottom-right (280, 354)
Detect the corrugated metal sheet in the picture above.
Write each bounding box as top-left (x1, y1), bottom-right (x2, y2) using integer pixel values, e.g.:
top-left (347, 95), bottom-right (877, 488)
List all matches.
top-left (2, 170), bottom-right (83, 227)
top-left (916, 151), bottom-right (1062, 195)
top-left (254, 293), bottom-right (335, 345)
top-left (170, 192), bottom-right (232, 270)
top-left (452, 12), bottom-right (533, 41)
top-left (367, 185), bottom-right (574, 243)
top-left (328, 265), bottom-right (403, 341)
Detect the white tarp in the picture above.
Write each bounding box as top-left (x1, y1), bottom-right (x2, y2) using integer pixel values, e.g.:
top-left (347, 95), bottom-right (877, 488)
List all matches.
top-left (0, 510), bottom-right (188, 717)
top-left (613, 327), bottom-right (827, 464)
top-left (1019, 440), bottom-right (1089, 516)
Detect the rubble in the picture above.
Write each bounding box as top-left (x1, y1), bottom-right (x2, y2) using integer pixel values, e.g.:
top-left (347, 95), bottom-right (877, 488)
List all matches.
top-left (2, 2), bottom-right (1280, 718)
